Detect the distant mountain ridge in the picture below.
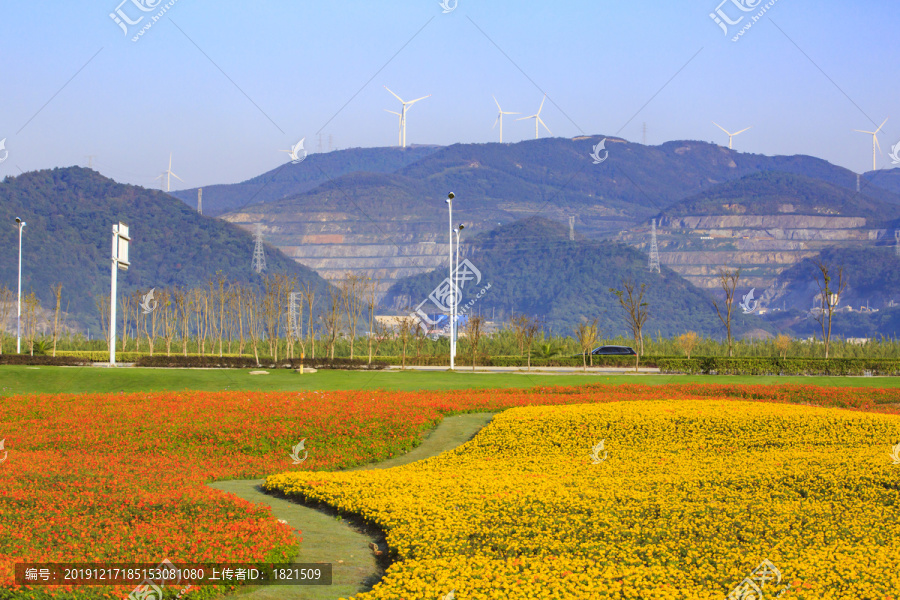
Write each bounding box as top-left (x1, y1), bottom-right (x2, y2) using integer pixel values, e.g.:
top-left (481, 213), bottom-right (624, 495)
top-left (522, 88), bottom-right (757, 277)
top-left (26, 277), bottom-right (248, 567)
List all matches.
top-left (211, 136), bottom-right (900, 297)
top-left (171, 146), bottom-right (440, 217)
top-left (0, 167), bottom-right (331, 331)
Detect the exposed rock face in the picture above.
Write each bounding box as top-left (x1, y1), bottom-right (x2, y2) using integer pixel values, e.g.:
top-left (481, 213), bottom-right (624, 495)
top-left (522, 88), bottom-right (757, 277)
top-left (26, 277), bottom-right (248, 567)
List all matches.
top-left (628, 214), bottom-right (891, 293)
top-left (224, 205), bottom-right (632, 299)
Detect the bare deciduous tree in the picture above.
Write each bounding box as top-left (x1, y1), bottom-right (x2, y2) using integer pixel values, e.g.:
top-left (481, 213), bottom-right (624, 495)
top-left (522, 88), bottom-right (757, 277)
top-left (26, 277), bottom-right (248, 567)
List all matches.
top-left (0, 285), bottom-right (13, 354)
top-left (396, 313), bottom-right (417, 370)
top-left (323, 284), bottom-right (342, 360)
top-left (463, 314), bottom-right (486, 371)
top-left (95, 294), bottom-right (111, 353)
top-left (610, 279), bottom-right (651, 370)
top-left (24, 291), bottom-right (39, 356)
top-left (509, 314), bottom-right (530, 357)
top-left (341, 274), bottom-right (365, 360)
top-left (302, 283), bottom-right (317, 360)
top-left (120, 293), bottom-right (133, 352)
top-left (162, 288), bottom-right (177, 356)
top-left (365, 278), bottom-right (380, 364)
top-left (174, 287), bottom-right (191, 356)
top-left (246, 285), bottom-right (262, 366)
top-left (812, 259), bottom-right (847, 359)
top-left (522, 316), bottom-right (541, 371)
top-left (712, 267), bottom-right (741, 357)
top-left (50, 283), bottom-right (63, 357)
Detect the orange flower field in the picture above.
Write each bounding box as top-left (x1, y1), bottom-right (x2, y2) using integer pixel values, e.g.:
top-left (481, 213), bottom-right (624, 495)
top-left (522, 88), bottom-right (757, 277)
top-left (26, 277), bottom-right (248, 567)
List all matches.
top-left (2, 383), bottom-right (900, 599)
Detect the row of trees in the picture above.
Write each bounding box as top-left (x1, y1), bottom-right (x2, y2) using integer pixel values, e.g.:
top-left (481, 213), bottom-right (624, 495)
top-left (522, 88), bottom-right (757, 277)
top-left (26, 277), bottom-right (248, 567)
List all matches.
top-left (0, 283), bottom-right (66, 356)
top-left (713, 260), bottom-right (846, 359)
top-left (91, 272), bottom-right (391, 363)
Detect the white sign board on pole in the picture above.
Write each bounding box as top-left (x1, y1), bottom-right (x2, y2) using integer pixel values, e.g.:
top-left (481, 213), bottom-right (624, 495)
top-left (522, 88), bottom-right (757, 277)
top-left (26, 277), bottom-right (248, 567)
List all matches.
top-left (116, 222), bottom-right (130, 270)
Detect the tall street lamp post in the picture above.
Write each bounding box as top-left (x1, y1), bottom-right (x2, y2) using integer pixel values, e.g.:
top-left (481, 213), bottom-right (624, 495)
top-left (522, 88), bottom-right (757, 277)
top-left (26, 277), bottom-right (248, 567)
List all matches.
top-left (445, 193), bottom-right (455, 370)
top-left (14, 218), bottom-right (25, 354)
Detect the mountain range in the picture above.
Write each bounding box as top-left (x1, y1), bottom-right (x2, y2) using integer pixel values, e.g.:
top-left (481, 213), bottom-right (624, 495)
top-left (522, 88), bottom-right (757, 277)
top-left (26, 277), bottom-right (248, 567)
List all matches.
top-left (0, 168), bottom-right (331, 332)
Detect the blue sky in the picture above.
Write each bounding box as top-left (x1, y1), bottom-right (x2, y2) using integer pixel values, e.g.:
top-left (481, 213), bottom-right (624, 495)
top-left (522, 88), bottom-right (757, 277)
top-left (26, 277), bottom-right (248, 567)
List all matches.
top-left (1, 1), bottom-right (897, 190)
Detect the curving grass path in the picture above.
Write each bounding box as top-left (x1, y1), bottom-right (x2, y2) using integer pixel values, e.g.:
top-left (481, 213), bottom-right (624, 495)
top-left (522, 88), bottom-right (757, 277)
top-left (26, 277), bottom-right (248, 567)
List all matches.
top-left (207, 412), bottom-right (496, 600)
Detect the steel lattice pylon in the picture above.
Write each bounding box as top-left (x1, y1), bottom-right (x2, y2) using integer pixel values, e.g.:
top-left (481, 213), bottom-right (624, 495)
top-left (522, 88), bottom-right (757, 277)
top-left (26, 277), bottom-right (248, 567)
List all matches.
top-left (251, 223), bottom-right (267, 273)
top-left (648, 218), bottom-right (661, 273)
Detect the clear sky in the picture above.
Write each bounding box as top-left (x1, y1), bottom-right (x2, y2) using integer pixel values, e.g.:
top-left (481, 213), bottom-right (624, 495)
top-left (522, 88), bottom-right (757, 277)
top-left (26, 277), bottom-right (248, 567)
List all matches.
top-left (1, 1), bottom-right (897, 191)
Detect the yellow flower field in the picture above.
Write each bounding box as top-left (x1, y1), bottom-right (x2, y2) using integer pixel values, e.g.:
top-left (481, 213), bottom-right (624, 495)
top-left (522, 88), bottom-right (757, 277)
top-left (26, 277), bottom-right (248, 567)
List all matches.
top-left (264, 400), bottom-right (900, 599)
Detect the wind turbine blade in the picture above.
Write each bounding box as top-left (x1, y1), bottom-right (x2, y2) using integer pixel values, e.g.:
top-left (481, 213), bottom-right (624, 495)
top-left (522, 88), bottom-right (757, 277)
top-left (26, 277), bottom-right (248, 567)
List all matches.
top-left (876, 118), bottom-right (889, 134)
top-left (537, 95), bottom-right (546, 114)
top-left (383, 86), bottom-right (404, 103)
top-left (171, 172), bottom-right (184, 183)
top-left (493, 95), bottom-right (501, 111)
top-left (407, 95), bottom-right (431, 106)
top-left (385, 109), bottom-right (401, 115)
top-left (875, 135), bottom-right (882, 153)
top-left (516, 115), bottom-right (535, 121)
top-left (734, 126), bottom-right (752, 135)
top-left (712, 122), bottom-right (730, 135)
top-left (853, 129), bottom-right (873, 134)
top-left (504, 111), bottom-right (520, 115)
top-left (493, 114), bottom-right (500, 129)
top-left (538, 117), bottom-right (551, 135)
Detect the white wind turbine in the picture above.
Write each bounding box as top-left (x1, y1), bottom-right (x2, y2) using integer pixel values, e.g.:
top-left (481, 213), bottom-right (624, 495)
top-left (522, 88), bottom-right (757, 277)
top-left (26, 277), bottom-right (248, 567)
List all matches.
top-left (712, 122), bottom-right (752, 149)
top-left (854, 118), bottom-right (889, 172)
top-left (384, 86), bottom-right (431, 148)
top-left (492, 96), bottom-right (519, 143)
top-left (517, 95), bottom-right (551, 140)
top-left (155, 153), bottom-right (183, 192)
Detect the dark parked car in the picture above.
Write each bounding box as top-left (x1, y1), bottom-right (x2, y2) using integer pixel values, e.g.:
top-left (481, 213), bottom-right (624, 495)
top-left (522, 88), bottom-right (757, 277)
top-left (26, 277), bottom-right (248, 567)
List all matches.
top-left (590, 345), bottom-right (637, 356)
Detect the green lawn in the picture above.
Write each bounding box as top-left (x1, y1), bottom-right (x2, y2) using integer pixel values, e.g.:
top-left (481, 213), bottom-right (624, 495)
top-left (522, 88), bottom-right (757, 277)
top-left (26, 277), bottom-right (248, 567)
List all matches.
top-left (2, 365), bottom-right (900, 395)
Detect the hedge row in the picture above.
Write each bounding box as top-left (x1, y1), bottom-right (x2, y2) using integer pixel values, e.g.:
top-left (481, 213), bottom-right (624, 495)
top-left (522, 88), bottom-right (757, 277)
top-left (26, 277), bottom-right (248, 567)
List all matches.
top-left (0, 354), bottom-right (92, 366)
top-left (134, 355), bottom-right (388, 370)
top-left (657, 357), bottom-right (900, 376)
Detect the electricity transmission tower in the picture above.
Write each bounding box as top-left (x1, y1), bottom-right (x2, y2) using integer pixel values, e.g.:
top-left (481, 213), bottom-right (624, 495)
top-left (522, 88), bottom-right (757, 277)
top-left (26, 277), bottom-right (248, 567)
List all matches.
top-left (197, 188), bottom-right (202, 214)
top-left (569, 216), bottom-right (575, 241)
top-left (288, 292), bottom-right (300, 338)
top-left (895, 230), bottom-right (900, 258)
top-left (251, 223), bottom-right (267, 273)
top-left (648, 218), bottom-right (661, 273)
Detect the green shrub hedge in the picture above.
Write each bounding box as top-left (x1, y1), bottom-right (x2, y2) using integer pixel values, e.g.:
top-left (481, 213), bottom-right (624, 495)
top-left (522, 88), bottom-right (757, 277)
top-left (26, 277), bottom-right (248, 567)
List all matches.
top-left (134, 355), bottom-right (388, 370)
top-left (657, 357), bottom-right (900, 376)
top-left (0, 354), bottom-right (92, 366)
